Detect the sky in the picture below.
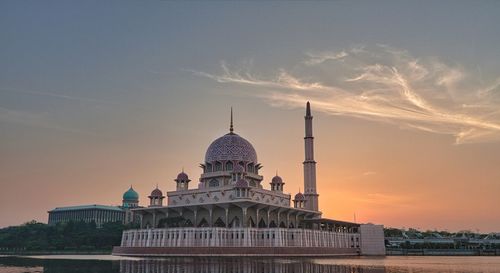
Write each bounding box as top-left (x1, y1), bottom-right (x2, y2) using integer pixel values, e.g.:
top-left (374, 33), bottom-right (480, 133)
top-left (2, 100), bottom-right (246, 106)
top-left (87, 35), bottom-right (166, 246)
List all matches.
top-left (1, 1), bottom-right (499, 232)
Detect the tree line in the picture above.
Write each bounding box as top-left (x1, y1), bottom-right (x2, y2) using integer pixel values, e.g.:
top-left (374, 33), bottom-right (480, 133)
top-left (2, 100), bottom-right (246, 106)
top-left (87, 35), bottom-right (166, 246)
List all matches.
top-left (0, 220), bottom-right (137, 251)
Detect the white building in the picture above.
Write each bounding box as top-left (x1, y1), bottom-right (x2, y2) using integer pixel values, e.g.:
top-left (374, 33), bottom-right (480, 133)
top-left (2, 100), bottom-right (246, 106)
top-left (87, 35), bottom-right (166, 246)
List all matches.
top-left (113, 102), bottom-right (385, 256)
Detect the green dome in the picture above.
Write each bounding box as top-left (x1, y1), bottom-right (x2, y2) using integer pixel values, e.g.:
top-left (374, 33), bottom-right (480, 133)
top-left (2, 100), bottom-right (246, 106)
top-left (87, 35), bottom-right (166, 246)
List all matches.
top-left (123, 186), bottom-right (139, 201)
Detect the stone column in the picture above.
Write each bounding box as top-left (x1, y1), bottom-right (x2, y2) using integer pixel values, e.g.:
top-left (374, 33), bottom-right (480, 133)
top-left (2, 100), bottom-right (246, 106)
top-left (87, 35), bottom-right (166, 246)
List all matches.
top-left (209, 207), bottom-right (213, 227)
top-left (225, 208), bottom-right (229, 228)
top-left (242, 207), bottom-right (247, 228)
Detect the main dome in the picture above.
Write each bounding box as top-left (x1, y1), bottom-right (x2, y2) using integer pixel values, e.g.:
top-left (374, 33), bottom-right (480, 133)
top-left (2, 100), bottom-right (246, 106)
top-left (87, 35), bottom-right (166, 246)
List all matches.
top-left (205, 133), bottom-right (258, 163)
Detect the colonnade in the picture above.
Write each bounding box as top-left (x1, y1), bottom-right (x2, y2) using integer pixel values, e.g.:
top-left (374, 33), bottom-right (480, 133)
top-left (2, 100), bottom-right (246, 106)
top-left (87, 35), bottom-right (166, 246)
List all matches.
top-left (121, 227), bottom-right (360, 248)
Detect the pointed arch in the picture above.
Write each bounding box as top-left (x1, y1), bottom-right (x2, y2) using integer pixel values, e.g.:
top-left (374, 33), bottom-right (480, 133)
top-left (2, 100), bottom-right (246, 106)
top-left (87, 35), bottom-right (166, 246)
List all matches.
top-left (279, 221), bottom-right (286, 228)
top-left (214, 217), bottom-right (225, 227)
top-left (269, 220), bottom-right (277, 228)
top-left (247, 216), bottom-right (255, 228)
top-left (258, 218), bottom-right (267, 228)
top-left (198, 218), bottom-right (209, 227)
top-left (184, 219), bottom-right (193, 227)
top-left (229, 216), bottom-right (240, 228)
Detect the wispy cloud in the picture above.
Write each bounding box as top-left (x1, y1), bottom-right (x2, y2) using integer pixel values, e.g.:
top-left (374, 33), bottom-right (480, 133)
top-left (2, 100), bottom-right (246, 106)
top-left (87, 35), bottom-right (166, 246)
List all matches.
top-left (192, 45), bottom-right (500, 144)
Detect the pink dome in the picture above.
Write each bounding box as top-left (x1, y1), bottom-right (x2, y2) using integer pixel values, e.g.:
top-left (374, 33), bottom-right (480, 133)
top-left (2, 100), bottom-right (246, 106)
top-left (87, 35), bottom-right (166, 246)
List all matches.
top-left (205, 133), bottom-right (257, 163)
top-left (235, 179), bottom-right (249, 188)
top-left (294, 192), bottom-right (305, 201)
top-left (149, 188), bottom-right (163, 197)
top-left (271, 175), bottom-right (283, 184)
top-left (176, 172), bottom-right (189, 181)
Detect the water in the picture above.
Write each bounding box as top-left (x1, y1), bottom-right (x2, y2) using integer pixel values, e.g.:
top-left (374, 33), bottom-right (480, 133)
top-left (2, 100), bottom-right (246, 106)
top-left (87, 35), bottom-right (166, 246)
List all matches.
top-left (0, 255), bottom-right (499, 273)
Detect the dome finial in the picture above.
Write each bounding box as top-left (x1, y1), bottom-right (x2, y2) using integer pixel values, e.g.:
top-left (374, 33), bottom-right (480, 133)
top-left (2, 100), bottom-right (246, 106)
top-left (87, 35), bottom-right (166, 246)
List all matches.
top-left (230, 107), bottom-right (234, 134)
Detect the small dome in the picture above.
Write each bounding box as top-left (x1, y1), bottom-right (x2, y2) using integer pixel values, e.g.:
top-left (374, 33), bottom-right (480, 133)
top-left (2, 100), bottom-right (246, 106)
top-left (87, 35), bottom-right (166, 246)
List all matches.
top-left (205, 133), bottom-right (257, 163)
top-left (294, 192), bottom-right (305, 201)
top-left (233, 164), bottom-right (245, 173)
top-left (235, 179), bottom-right (249, 188)
top-left (271, 175), bottom-right (283, 184)
top-left (176, 171), bottom-right (189, 181)
top-left (123, 186), bottom-right (139, 201)
top-left (149, 188), bottom-right (163, 198)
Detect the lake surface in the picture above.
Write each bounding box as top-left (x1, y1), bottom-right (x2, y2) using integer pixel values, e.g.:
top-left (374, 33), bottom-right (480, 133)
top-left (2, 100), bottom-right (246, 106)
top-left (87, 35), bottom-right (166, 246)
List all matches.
top-left (1, 255), bottom-right (499, 273)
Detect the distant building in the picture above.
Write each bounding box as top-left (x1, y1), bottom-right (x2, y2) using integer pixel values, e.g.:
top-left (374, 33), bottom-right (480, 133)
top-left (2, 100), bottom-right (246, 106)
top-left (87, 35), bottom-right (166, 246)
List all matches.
top-left (47, 186), bottom-right (141, 227)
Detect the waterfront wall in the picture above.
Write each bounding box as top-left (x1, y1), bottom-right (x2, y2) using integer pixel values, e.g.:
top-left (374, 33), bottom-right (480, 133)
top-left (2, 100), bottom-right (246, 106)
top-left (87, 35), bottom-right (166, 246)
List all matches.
top-left (120, 227), bottom-right (360, 248)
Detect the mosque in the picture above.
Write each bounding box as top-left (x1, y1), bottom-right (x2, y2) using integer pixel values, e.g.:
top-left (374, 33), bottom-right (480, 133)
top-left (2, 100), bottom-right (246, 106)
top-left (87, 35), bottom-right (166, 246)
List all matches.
top-left (112, 102), bottom-right (385, 256)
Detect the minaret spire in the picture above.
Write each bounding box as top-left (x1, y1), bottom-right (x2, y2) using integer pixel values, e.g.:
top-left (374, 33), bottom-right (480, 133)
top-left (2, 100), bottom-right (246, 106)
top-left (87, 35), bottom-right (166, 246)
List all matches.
top-left (303, 101), bottom-right (319, 212)
top-left (229, 107), bottom-right (234, 134)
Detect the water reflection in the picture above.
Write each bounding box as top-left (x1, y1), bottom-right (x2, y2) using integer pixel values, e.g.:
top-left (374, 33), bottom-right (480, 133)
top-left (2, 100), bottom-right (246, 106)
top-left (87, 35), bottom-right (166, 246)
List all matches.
top-left (0, 256), bottom-right (385, 273)
top-left (2, 256), bottom-right (499, 273)
top-left (119, 258), bottom-right (385, 273)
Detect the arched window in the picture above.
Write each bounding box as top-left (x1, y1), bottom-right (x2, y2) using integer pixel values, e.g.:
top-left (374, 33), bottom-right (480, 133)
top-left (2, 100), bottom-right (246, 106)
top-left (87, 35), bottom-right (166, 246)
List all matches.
top-left (205, 163), bottom-right (212, 173)
top-left (209, 179), bottom-right (219, 187)
top-left (215, 161), bottom-right (222, 171)
top-left (226, 161), bottom-right (233, 171)
top-left (248, 163), bottom-right (254, 173)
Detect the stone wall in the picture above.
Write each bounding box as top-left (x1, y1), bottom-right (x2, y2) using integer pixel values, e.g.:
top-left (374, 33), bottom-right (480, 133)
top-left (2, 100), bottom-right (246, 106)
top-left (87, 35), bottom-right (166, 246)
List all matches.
top-left (359, 224), bottom-right (385, 255)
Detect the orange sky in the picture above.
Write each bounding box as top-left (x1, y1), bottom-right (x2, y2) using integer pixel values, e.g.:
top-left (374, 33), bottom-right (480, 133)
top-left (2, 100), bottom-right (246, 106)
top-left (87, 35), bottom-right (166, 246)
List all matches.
top-left (1, 103), bottom-right (499, 232)
top-left (1, 1), bottom-right (500, 233)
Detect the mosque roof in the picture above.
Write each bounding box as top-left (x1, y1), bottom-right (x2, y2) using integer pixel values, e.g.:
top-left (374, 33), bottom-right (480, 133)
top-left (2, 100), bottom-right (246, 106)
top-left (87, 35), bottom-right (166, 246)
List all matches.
top-left (205, 133), bottom-right (257, 163)
top-left (49, 204), bottom-right (123, 212)
top-left (123, 186), bottom-right (139, 201)
top-left (294, 192), bottom-right (305, 201)
top-left (271, 175), bottom-right (283, 184)
top-left (204, 108), bottom-right (258, 164)
top-left (176, 171), bottom-right (189, 181)
top-left (149, 187), bottom-right (164, 197)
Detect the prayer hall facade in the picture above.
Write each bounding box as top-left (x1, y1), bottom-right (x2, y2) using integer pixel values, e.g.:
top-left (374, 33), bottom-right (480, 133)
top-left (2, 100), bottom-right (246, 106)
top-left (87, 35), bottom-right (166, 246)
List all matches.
top-left (113, 102), bottom-right (385, 256)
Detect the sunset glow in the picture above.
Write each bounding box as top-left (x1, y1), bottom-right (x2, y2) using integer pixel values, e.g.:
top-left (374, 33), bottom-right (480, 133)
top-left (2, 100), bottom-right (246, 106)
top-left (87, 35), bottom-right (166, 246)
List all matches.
top-left (1, 1), bottom-right (499, 233)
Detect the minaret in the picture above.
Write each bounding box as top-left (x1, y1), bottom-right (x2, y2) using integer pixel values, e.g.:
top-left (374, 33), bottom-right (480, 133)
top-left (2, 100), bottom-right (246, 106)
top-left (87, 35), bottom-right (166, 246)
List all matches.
top-left (303, 101), bottom-right (319, 211)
